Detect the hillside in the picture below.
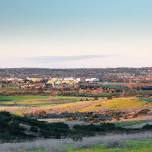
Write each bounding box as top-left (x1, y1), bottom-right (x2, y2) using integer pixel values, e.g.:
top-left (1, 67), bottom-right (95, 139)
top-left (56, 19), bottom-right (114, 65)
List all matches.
top-left (1, 111), bottom-right (146, 142)
top-left (47, 98), bottom-right (148, 113)
top-left (0, 97), bottom-right (152, 122)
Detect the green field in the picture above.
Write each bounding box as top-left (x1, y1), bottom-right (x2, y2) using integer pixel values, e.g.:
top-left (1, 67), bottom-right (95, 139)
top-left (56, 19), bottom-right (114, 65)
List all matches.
top-left (20, 140), bottom-right (152, 152)
top-left (0, 95), bottom-right (90, 102)
top-left (67, 140), bottom-right (152, 152)
top-left (114, 119), bottom-right (152, 128)
top-left (0, 96), bottom-right (151, 116)
top-left (0, 95), bottom-right (91, 108)
top-left (0, 95), bottom-right (49, 101)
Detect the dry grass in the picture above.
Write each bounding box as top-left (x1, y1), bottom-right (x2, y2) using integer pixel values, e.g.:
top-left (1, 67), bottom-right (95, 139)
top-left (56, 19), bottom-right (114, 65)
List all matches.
top-left (0, 132), bottom-right (152, 152)
top-left (47, 98), bottom-right (151, 113)
top-left (0, 97), bottom-right (151, 116)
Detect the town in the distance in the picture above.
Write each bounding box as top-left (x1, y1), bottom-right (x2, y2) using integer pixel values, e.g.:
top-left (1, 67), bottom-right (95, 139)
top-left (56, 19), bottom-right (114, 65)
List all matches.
top-left (0, 68), bottom-right (152, 97)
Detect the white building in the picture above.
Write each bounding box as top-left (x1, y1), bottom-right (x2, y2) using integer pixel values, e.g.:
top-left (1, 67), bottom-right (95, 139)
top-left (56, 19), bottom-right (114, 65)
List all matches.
top-left (85, 78), bottom-right (100, 82)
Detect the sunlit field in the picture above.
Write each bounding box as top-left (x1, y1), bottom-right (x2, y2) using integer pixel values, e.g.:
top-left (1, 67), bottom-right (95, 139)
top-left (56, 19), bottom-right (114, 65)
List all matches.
top-left (0, 95), bottom-right (92, 115)
top-left (0, 96), bottom-right (151, 117)
top-left (38, 97), bottom-right (151, 113)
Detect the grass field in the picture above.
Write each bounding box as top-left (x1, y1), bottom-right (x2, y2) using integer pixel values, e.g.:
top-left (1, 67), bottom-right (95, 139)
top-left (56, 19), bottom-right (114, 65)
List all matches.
top-left (67, 140), bottom-right (152, 152)
top-left (114, 119), bottom-right (152, 127)
top-left (4, 138), bottom-right (152, 152)
top-left (0, 95), bottom-right (88, 102)
top-left (0, 97), bottom-right (151, 116)
top-left (0, 96), bottom-right (152, 152)
top-left (0, 95), bottom-right (93, 115)
top-left (0, 95), bottom-right (49, 101)
top-left (0, 95), bottom-right (91, 106)
top-left (47, 97), bottom-right (151, 113)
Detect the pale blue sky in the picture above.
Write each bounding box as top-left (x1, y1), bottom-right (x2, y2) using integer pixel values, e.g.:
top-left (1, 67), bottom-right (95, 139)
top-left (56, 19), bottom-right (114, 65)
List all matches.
top-left (0, 0), bottom-right (152, 68)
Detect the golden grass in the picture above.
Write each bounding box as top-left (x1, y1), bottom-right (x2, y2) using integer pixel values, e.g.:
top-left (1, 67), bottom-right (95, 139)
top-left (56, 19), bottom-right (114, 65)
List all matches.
top-left (80, 98), bottom-right (146, 112)
top-left (0, 96), bottom-right (87, 106)
top-left (0, 97), bottom-right (151, 115)
top-left (48, 97), bottom-right (151, 113)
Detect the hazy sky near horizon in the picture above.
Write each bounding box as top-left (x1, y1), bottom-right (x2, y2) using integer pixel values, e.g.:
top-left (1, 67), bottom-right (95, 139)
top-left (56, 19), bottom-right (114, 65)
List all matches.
top-left (0, 0), bottom-right (152, 68)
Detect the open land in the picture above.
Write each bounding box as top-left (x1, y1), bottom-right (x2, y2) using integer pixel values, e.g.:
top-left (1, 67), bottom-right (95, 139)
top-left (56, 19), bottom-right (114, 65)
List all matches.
top-left (0, 68), bottom-right (152, 151)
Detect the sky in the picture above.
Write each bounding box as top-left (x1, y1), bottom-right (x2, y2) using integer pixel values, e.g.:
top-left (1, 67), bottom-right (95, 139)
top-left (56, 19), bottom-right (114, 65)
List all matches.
top-left (0, 0), bottom-right (152, 68)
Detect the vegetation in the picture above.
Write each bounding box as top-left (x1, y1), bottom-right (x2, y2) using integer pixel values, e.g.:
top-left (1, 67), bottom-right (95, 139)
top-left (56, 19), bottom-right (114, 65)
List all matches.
top-left (14, 139), bottom-right (152, 152)
top-left (114, 119), bottom-right (152, 127)
top-left (0, 97), bottom-right (151, 120)
top-left (67, 139), bottom-right (152, 152)
top-left (0, 111), bottom-right (69, 141)
top-left (1, 111), bottom-right (152, 142)
top-left (142, 98), bottom-right (152, 103)
top-left (0, 95), bottom-right (89, 104)
top-left (0, 95), bottom-right (49, 101)
top-left (41, 98), bottom-right (148, 113)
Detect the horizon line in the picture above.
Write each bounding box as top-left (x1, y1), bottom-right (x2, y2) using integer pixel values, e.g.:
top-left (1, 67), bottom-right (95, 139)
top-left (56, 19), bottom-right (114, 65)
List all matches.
top-left (0, 66), bottom-right (152, 69)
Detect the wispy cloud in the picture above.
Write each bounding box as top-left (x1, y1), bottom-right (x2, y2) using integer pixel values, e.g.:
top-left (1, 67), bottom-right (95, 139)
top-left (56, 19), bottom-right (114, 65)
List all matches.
top-left (0, 54), bottom-right (151, 68)
top-left (26, 55), bottom-right (111, 63)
